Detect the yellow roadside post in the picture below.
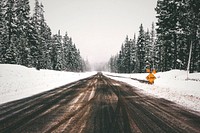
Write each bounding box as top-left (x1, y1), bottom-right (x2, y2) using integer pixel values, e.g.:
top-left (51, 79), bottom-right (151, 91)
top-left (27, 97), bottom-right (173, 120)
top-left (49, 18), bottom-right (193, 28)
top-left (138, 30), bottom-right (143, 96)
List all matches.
top-left (146, 69), bottom-right (156, 84)
top-left (146, 73), bottom-right (156, 84)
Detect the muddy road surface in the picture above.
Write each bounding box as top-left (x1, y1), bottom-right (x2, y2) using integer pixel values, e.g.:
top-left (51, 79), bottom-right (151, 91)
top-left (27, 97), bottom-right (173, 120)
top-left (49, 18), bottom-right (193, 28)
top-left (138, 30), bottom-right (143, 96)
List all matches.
top-left (0, 72), bottom-right (200, 133)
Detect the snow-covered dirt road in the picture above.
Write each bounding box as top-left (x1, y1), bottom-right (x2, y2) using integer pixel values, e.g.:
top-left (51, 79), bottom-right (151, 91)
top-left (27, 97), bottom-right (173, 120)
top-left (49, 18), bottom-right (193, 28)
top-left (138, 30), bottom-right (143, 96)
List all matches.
top-left (0, 72), bottom-right (200, 133)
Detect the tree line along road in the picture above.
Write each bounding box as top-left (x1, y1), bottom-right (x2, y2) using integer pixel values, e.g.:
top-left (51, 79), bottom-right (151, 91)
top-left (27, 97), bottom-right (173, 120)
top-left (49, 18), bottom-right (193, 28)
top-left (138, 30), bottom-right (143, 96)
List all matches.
top-left (0, 72), bottom-right (200, 133)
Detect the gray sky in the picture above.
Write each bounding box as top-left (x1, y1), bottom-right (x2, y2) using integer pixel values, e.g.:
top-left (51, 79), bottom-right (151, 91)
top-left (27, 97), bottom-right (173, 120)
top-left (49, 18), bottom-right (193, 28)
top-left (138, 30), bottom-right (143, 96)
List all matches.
top-left (30, 0), bottom-right (157, 64)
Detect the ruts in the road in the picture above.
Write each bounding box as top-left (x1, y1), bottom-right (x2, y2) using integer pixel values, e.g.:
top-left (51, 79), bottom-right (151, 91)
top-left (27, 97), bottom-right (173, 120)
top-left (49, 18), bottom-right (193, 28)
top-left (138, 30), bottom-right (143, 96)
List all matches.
top-left (0, 72), bottom-right (200, 133)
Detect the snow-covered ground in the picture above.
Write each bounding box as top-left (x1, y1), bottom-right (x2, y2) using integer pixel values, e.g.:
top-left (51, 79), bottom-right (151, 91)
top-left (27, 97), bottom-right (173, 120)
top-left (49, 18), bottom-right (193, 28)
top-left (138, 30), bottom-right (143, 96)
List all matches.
top-left (0, 64), bottom-right (96, 104)
top-left (1, 64), bottom-right (200, 113)
top-left (104, 70), bottom-right (200, 113)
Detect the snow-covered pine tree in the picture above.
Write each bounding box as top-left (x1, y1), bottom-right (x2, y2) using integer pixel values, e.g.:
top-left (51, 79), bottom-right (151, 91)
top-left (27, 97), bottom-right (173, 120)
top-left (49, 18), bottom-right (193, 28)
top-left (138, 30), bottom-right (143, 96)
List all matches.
top-left (116, 46), bottom-right (123, 73)
top-left (154, 37), bottom-right (163, 71)
top-left (0, 0), bottom-right (85, 72)
top-left (26, 18), bottom-right (39, 68)
top-left (150, 22), bottom-right (156, 70)
top-left (70, 45), bottom-right (76, 71)
top-left (109, 55), bottom-right (118, 73)
top-left (72, 45), bottom-right (82, 72)
top-left (54, 31), bottom-right (85, 72)
top-left (29, 0), bottom-right (42, 69)
top-left (15, 0), bottom-right (31, 66)
top-left (155, 0), bottom-right (200, 72)
top-left (76, 49), bottom-right (83, 72)
top-left (144, 29), bottom-right (151, 70)
top-left (39, 3), bottom-right (52, 69)
top-left (49, 35), bottom-right (58, 70)
top-left (123, 35), bottom-right (131, 73)
top-left (136, 24), bottom-right (146, 73)
top-left (54, 31), bottom-right (63, 70)
top-left (119, 44), bottom-right (126, 73)
top-left (156, 0), bottom-right (177, 71)
top-left (62, 32), bottom-right (70, 71)
top-left (65, 37), bottom-right (74, 71)
top-left (38, 2), bottom-right (46, 69)
top-left (181, 0), bottom-right (200, 72)
top-left (0, 0), bottom-right (7, 63)
top-left (130, 34), bottom-right (137, 72)
top-left (42, 25), bottom-right (52, 69)
top-left (3, 0), bottom-right (18, 64)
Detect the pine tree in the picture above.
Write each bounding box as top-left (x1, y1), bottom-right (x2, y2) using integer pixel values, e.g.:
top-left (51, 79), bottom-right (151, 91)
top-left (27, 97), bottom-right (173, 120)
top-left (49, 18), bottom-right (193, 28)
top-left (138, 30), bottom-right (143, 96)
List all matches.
top-left (50, 35), bottom-right (58, 70)
top-left (15, 0), bottom-right (31, 66)
top-left (37, 3), bottom-right (52, 69)
top-left (119, 44), bottom-right (126, 73)
top-left (156, 0), bottom-right (179, 71)
top-left (136, 24), bottom-right (146, 73)
top-left (50, 31), bottom-right (85, 72)
top-left (155, 0), bottom-right (200, 72)
top-left (28, 0), bottom-right (42, 69)
top-left (0, 0), bottom-right (7, 63)
top-left (181, 0), bottom-right (200, 72)
top-left (130, 34), bottom-right (137, 72)
top-left (72, 45), bottom-right (82, 72)
top-left (26, 19), bottom-right (38, 68)
top-left (3, 0), bottom-right (18, 64)
top-left (154, 38), bottom-right (163, 71)
top-left (55, 32), bottom-right (63, 70)
top-left (62, 32), bottom-right (70, 70)
top-left (65, 37), bottom-right (73, 71)
top-left (123, 36), bottom-right (131, 73)
top-left (76, 49), bottom-right (83, 72)
top-left (43, 25), bottom-right (52, 69)
top-left (144, 29), bottom-right (151, 70)
top-left (150, 22), bottom-right (156, 70)
top-left (0, 0), bottom-right (85, 72)
top-left (117, 50), bottom-right (123, 73)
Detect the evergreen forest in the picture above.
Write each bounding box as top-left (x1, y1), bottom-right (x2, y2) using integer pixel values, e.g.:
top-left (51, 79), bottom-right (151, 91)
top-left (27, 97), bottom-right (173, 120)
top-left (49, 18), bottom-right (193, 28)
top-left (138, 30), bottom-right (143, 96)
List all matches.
top-left (0, 0), bottom-right (89, 71)
top-left (108, 0), bottom-right (200, 73)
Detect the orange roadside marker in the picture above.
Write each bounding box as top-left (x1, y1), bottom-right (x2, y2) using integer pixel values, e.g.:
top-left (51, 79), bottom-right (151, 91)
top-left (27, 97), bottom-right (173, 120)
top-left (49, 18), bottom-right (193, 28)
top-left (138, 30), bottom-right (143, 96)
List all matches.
top-left (146, 73), bottom-right (156, 84)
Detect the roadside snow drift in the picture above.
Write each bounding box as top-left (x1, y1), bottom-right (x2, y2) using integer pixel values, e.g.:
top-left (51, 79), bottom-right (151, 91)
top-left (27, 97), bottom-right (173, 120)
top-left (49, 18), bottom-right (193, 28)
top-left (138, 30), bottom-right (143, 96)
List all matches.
top-left (0, 64), bottom-right (95, 104)
top-left (1, 64), bottom-right (200, 113)
top-left (104, 70), bottom-right (200, 113)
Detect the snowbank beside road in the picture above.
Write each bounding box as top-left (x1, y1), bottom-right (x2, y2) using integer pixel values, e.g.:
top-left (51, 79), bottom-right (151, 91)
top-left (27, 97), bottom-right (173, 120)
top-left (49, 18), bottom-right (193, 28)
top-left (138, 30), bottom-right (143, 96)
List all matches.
top-left (104, 70), bottom-right (200, 112)
top-left (0, 64), bottom-right (95, 104)
top-left (1, 64), bottom-right (199, 113)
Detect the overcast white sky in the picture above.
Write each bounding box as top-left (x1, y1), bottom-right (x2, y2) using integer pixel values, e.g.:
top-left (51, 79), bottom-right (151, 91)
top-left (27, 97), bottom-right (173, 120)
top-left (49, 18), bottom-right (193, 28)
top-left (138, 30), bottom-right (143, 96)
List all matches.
top-left (30, 0), bottom-right (158, 64)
